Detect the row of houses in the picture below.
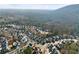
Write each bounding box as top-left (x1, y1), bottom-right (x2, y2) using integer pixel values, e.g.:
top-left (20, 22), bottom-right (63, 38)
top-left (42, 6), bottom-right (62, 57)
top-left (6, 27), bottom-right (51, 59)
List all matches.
top-left (0, 33), bottom-right (29, 54)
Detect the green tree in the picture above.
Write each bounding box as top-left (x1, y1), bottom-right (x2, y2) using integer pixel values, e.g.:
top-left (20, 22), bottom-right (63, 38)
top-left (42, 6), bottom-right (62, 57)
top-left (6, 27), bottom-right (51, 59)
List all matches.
top-left (63, 43), bottom-right (79, 54)
top-left (23, 47), bottom-right (33, 54)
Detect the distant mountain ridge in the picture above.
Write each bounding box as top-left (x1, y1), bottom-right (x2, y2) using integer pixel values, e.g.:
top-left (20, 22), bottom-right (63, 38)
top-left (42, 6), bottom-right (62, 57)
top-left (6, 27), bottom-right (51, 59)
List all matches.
top-left (0, 4), bottom-right (79, 35)
top-left (44, 4), bottom-right (79, 34)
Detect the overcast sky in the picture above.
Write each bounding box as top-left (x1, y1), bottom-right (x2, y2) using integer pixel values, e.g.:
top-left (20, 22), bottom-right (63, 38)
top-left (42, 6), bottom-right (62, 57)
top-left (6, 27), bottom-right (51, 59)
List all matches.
top-left (0, 4), bottom-right (70, 10)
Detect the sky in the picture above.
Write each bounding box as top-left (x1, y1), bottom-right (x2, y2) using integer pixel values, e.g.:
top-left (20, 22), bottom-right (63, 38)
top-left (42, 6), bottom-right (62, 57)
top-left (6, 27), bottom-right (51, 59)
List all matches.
top-left (0, 4), bottom-right (70, 10)
top-left (0, 0), bottom-right (78, 4)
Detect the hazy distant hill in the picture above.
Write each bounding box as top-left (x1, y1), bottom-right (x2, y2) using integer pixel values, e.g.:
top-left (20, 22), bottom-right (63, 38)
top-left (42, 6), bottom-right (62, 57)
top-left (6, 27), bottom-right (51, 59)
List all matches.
top-left (0, 4), bottom-right (79, 24)
top-left (44, 4), bottom-right (79, 34)
top-left (0, 4), bottom-right (79, 35)
top-left (49, 4), bottom-right (79, 23)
